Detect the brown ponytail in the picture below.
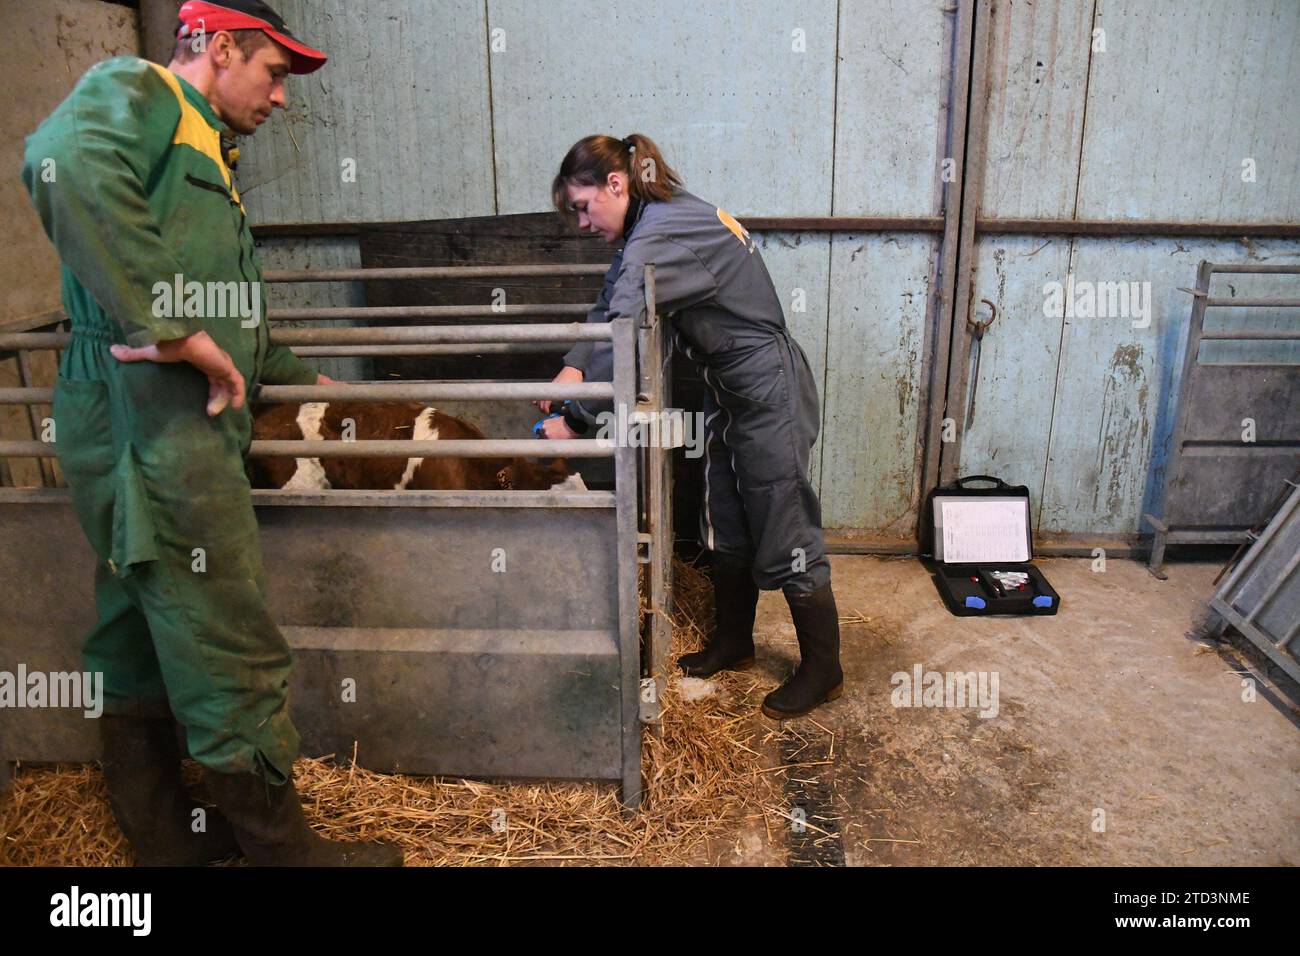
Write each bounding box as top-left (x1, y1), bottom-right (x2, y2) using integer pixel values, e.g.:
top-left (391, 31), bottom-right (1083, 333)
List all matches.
top-left (552, 133), bottom-right (683, 230)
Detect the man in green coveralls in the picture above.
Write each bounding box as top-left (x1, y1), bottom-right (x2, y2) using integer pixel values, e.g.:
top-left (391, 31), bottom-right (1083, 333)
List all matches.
top-left (22, 0), bottom-right (401, 866)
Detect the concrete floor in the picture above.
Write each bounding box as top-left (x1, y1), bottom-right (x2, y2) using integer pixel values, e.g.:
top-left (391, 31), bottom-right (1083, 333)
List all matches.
top-left (692, 555), bottom-right (1300, 866)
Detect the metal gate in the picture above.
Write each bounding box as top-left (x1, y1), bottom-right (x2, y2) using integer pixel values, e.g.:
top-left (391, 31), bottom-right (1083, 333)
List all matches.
top-left (1205, 479), bottom-right (1300, 684)
top-left (0, 263), bottom-right (674, 808)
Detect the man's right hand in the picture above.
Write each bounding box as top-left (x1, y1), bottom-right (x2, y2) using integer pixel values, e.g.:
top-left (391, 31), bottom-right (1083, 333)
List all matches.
top-left (110, 330), bottom-right (246, 417)
top-left (537, 365), bottom-right (584, 414)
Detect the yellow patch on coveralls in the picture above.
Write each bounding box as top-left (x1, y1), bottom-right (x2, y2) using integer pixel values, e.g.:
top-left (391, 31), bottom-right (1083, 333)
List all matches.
top-left (716, 207), bottom-right (755, 253)
top-left (146, 63), bottom-right (243, 207)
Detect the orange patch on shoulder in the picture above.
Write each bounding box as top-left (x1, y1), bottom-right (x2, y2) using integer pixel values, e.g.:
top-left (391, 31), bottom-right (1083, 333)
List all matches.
top-left (717, 208), bottom-right (755, 252)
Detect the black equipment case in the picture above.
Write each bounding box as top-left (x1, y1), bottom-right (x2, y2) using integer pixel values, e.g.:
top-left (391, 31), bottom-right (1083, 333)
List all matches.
top-left (920, 475), bottom-right (1060, 617)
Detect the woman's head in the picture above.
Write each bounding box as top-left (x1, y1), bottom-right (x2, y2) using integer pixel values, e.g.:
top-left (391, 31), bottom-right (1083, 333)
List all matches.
top-left (552, 133), bottom-right (682, 242)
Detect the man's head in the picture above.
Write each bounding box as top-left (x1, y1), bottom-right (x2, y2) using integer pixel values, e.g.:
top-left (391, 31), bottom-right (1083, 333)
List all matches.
top-left (167, 1), bottom-right (326, 136)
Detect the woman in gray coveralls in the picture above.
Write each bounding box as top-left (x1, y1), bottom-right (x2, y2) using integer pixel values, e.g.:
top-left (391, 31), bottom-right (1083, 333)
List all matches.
top-left (539, 133), bottom-right (843, 720)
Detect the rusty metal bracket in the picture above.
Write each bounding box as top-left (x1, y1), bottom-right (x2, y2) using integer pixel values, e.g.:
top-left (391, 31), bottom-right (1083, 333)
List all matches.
top-left (966, 297), bottom-right (997, 337)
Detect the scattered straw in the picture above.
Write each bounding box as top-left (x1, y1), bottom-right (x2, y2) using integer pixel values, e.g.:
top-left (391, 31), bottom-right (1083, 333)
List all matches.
top-left (0, 559), bottom-right (784, 866)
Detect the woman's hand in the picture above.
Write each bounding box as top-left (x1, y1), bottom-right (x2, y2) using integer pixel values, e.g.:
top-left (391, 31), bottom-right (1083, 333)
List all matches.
top-left (536, 365), bottom-right (583, 413)
top-left (539, 415), bottom-right (579, 440)
top-left (110, 330), bottom-right (245, 417)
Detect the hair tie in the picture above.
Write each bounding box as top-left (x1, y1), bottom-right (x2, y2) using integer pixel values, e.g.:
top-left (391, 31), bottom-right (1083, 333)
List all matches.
top-left (623, 137), bottom-right (636, 153)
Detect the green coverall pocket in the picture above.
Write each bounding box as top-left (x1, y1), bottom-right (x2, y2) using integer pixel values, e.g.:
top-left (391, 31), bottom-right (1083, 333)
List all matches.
top-left (109, 442), bottom-right (161, 578)
top-left (52, 377), bottom-right (115, 480)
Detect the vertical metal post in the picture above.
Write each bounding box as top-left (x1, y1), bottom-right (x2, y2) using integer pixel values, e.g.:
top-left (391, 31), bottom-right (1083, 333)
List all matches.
top-left (921, 0), bottom-right (978, 507)
top-left (1147, 260), bottom-right (1214, 578)
top-left (939, 0), bottom-right (994, 486)
top-left (635, 266), bottom-right (673, 736)
top-left (15, 351), bottom-right (56, 488)
top-left (612, 317), bottom-right (643, 810)
top-left (653, 274), bottom-right (673, 703)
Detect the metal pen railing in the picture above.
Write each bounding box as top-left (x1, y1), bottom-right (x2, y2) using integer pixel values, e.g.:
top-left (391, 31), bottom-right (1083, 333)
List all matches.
top-left (0, 267), bottom-right (655, 482)
top-left (0, 261), bottom-right (666, 808)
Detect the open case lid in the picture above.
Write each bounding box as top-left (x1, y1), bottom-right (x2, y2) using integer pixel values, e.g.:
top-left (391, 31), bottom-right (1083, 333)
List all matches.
top-left (920, 475), bottom-right (1035, 564)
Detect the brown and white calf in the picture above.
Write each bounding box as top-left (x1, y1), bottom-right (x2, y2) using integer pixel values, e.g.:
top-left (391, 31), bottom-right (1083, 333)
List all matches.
top-left (249, 401), bottom-right (585, 492)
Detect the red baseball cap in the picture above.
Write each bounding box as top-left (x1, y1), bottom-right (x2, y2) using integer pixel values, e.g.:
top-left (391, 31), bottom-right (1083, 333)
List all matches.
top-left (177, 0), bottom-right (327, 75)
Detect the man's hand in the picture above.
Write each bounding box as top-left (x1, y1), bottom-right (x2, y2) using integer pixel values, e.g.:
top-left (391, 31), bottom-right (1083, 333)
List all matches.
top-left (539, 415), bottom-right (579, 440)
top-left (317, 374), bottom-right (337, 385)
top-left (109, 330), bottom-right (245, 417)
top-left (536, 365), bottom-right (583, 413)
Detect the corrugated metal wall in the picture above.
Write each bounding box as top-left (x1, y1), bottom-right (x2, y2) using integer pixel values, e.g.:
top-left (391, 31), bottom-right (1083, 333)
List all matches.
top-left (962, 0), bottom-right (1300, 535)
top-left (238, 0), bottom-right (1300, 539)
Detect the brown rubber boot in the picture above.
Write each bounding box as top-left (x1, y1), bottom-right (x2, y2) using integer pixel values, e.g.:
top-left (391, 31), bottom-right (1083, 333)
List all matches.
top-left (204, 769), bottom-right (404, 867)
top-left (678, 563), bottom-right (759, 677)
top-left (98, 714), bottom-right (242, 866)
top-left (761, 583), bottom-right (844, 720)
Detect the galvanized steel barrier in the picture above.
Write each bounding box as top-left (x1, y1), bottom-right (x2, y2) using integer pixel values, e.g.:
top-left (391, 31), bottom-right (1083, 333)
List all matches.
top-left (1203, 478), bottom-right (1300, 684)
top-left (0, 264), bottom-right (674, 809)
top-left (1142, 262), bottom-right (1300, 579)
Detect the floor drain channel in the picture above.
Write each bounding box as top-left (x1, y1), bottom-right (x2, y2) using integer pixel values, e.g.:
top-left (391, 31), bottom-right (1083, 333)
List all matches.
top-left (778, 728), bottom-right (845, 867)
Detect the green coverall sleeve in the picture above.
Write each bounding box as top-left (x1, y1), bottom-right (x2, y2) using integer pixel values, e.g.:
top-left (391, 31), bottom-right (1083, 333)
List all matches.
top-left (22, 61), bottom-right (204, 348)
top-left (258, 342), bottom-right (320, 386)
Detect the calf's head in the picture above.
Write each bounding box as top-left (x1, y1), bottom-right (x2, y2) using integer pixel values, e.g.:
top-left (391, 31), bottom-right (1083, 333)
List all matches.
top-left (502, 457), bottom-right (583, 491)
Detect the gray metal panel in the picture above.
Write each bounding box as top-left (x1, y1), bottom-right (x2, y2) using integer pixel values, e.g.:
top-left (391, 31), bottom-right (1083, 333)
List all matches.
top-left (235, 0), bottom-right (497, 223)
top-left (820, 233), bottom-right (939, 532)
top-left (0, 502), bottom-right (103, 766)
top-left (833, 0), bottom-right (950, 217)
top-left (1164, 447), bottom-right (1299, 528)
top-left (1179, 366), bottom-right (1300, 442)
top-left (1153, 260), bottom-right (1300, 537)
top-left (258, 505), bottom-right (617, 631)
top-left (286, 626), bottom-right (621, 780)
top-left (486, 0), bottom-right (838, 216)
top-left (1211, 481), bottom-right (1300, 684)
top-left (0, 500), bottom-right (628, 784)
top-left (1077, 0), bottom-right (1300, 222)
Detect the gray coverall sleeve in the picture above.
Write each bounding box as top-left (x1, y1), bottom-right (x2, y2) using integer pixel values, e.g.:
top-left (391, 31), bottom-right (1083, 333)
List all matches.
top-left (562, 251), bottom-right (624, 373)
top-left (568, 233), bottom-right (720, 426)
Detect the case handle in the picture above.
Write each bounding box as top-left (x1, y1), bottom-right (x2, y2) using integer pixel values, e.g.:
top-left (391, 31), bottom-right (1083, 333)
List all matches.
top-left (954, 474), bottom-right (1011, 489)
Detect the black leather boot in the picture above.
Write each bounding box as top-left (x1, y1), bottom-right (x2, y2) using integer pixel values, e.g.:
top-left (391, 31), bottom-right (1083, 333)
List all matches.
top-left (761, 584), bottom-right (844, 719)
top-left (204, 769), bottom-right (404, 867)
top-left (678, 562), bottom-right (759, 677)
top-left (98, 714), bottom-right (241, 866)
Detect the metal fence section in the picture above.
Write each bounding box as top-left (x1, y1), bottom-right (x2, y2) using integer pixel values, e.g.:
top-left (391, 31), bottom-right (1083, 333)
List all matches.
top-left (0, 264), bottom-right (672, 809)
top-left (1204, 479), bottom-right (1300, 684)
top-left (1142, 262), bottom-right (1300, 578)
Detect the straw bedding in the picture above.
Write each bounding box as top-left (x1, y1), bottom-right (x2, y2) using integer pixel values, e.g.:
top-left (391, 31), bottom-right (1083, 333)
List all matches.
top-left (0, 559), bottom-right (786, 866)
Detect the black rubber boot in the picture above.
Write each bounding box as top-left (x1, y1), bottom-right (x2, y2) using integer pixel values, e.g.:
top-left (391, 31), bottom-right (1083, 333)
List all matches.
top-left (761, 584), bottom-right (844, 720)
top-left (678, 563), bottom-right (759, 677)
top-left (204, 770), bottom-right (404, 867)
top-left (98, 714), bottom-right (242, 866)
